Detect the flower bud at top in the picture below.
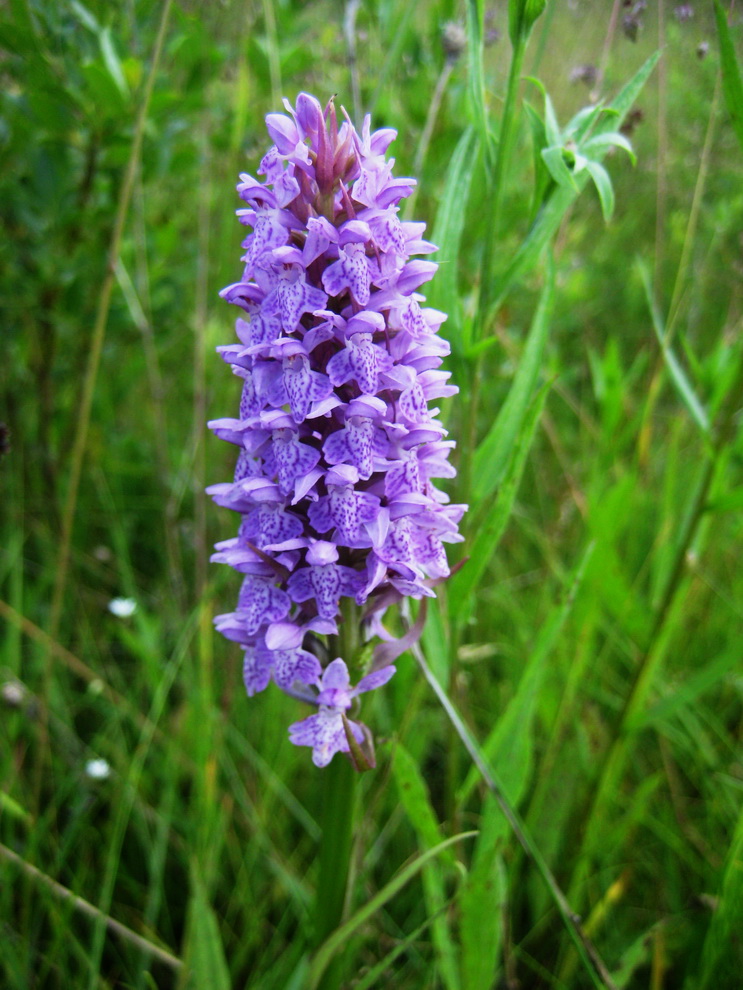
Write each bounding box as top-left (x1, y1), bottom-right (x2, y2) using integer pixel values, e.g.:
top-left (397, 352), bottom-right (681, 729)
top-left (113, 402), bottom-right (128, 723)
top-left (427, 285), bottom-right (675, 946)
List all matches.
top-left (442, 21), bottom-right (467, 62)
top-left (508, 0), bottom-right (547, 46)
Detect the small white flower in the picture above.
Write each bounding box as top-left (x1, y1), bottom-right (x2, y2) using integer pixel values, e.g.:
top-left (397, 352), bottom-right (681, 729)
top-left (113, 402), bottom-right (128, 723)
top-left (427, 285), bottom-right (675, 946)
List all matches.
top-left (85, 758), bottom-right (111, 781)
top-left (2, 682), bottom-right (25, 708)
top-left (108, 597), bottom-right (137, 618)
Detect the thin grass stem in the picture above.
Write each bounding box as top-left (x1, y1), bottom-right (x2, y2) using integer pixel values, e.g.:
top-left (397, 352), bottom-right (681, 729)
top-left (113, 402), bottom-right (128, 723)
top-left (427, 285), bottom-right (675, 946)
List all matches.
top-left (475, 33), bottom-right (527, 340)
top-left (262, 0), bottom-right (282, 108)
top-left (0, 843), bottom-right (182, 972)
top-left (564, 363), bottom-right (743, 921)
top-left (412, 640), bottom-right (618, 990)
top-left (653, 0), bottom-right (668, 295)
top-left (42, 0), bottom-right (175, 792)
top-left (666, 72), bottom-right (722, 340)
top-left (405, 59), bottom-right (455, 218)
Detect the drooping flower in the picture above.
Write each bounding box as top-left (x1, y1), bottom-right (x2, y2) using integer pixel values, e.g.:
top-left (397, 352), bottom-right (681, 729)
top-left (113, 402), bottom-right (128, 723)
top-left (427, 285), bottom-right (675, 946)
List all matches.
top-left (289, 659), bottom-right (396, 768)
top-left (208, 93), bottom-right (466, 767)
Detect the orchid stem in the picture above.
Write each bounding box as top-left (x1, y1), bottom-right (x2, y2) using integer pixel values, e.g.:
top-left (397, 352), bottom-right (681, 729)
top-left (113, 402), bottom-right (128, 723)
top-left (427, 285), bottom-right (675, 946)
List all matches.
top-left (313, 743), bottom-right (358, 990)
top-left (312, 607), bottom-right (361, 989)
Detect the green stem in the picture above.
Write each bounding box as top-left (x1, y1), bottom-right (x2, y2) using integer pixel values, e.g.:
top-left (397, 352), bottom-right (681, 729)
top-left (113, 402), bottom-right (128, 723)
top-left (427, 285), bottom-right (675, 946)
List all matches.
top-left (475, 33), bottom-right (527, 343)
top-left (314, 757), bottom-right (358, 947)
top-left (312, 604), bottom-right (362, 989)
top-left (313, 754), bottom-right (359, 990)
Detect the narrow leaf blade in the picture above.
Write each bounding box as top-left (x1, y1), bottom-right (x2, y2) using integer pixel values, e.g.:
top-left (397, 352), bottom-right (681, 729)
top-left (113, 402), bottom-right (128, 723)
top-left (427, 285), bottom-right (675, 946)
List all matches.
top-left (637, 259), bottom-right (710, 434)
top-left (472, 258), bottom-right (554, 503)
top-left (307, 833), bottom-right (478, 990)
top-left (714, 0), bottom-right (743, 153)
top-left (453, 381), bottom-right (550, 610)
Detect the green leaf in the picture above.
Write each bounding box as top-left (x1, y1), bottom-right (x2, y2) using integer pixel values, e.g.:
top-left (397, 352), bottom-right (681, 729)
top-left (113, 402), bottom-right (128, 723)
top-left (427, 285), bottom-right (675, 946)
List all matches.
top-left (714, 0), bottom-right (743, 153)
top-left (582, 131), bottom-right (636, 163)
top-left (0, 790), bottom-right (31, 823)
top-left (429, 127), bottom-right (479, 356)
top-left (472, 257), bottom-right (554, 503)
top-left (636, 259), bottom-right (710, 435)
top-left (307, 832), bottom-right (478, 990)
top-left (458, 541), bottom-right (595, 807)
top-left (80, 60), bottom-right (127, 116)
top-left (629, 645), bottom-right (742, 730)
top-left (542, 145), bottom-right (578, 189)
top-left (467, 0), bottom-right (495, 168)
top-left (460, 808), bottom-right (507, 989)
top-left (179, 873), bottom-right (231, 990)
top-left (489, 50), bottom-right (661, 316)
top-left (69, 0), bottom-right (100, 33)
top-left (392, 743), bottom-right (461, 990)
top-left (543, 91), bottom-right (561, 147)
top-left (565, 103), bottom-right (608, 139)
top-left (610, 926), bottom-right (657, 989)
top-left (708, 486), bottom-right (743, 513)
top-left (100, 27), bottom-right (130, 100)
top-left (584, 158), bottom-right (615, 220)
top-left (393, 743), bottom-right (453, 863)
top-left (694, 806), bottom-right (743, 988)
top-left (524, 100), bottom-right (553, 218)
top-left (421, 595), bottom-right (450, 686)
top-left (452, 381), bottom-right (550, 611)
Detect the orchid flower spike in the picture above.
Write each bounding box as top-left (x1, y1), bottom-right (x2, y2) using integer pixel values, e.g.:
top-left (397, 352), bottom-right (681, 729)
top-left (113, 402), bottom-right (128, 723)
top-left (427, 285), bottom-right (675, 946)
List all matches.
top-left (209, 93), bottom-right (466, 766)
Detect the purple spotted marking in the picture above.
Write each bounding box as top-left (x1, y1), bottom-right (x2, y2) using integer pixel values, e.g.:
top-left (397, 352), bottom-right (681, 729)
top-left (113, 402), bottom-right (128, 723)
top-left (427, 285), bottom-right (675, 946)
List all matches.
top-left (237, 574), bottom-right (291, 635)
top-left (270, 428), bottom-right (321, 495)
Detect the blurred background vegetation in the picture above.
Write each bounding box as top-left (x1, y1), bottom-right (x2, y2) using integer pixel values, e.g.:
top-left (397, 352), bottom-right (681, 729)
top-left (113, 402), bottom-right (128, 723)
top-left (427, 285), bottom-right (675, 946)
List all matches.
top-left (1, 1), bottom-right (742, 988)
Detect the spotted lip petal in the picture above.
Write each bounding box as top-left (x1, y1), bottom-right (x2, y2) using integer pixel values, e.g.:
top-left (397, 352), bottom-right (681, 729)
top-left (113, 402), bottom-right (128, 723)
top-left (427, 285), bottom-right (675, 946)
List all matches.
top-left (210, 93), bottom-right (465, 766)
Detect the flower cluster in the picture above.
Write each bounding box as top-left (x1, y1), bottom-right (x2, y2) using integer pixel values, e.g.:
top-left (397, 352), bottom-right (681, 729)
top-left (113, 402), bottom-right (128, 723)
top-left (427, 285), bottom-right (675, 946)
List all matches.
top-left (208, 93), bottom-right (465, 767)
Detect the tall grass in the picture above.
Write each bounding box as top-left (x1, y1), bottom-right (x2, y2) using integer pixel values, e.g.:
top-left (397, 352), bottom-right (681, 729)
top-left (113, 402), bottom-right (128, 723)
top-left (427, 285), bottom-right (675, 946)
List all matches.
top-left (1, 1), bottom-right (742, 988)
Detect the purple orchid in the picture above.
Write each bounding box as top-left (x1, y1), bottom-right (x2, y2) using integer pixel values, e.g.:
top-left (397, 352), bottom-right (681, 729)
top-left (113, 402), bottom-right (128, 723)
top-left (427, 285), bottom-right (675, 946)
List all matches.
top-left (288, 659), bottom-right (396, 768)
top-left (209, 93), bottom-right (466, 767)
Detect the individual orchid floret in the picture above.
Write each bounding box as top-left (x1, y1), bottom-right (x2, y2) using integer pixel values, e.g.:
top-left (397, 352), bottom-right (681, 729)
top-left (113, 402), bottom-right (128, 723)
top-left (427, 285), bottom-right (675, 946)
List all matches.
top-left (208, 93), bottom-right (467, 768)
top-left (288, 659), bottom-right (396, 768)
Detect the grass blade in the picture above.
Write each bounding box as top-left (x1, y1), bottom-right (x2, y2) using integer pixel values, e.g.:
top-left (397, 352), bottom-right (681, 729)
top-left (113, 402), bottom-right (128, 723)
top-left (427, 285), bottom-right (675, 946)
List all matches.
top-left (466, 0), bottom-right (494, 168)
top-left (179, 871), bottom-right (231, 990)
top-left (307, 832), bottom-right (478, 990)
top-left (714, 0), bottom-right (743, 153)
top-left (628, 644), bottom-right (742, 731)
top-left (637, 259), bottom-right (710, 435)
top-left (392, 743), bottom-right (461, 990)
top-left (428, 126), bottom-right (479, 357)
top-left (0, 843), bottom-right (182, 972)
top-left (354, 896), bottom-right (459, 990)
top-left (412, 644), bottom-right (617, 990)
top-left (472, 256), bottom-right (554, 503)
top-left (457, 541), bottom-right (595, 808)
top-left (460, 807), bottom-right (507, 989)
top-left (451, 381), bottom-right (550, 611)
top-left (694, 805), bottom-right (743, 988)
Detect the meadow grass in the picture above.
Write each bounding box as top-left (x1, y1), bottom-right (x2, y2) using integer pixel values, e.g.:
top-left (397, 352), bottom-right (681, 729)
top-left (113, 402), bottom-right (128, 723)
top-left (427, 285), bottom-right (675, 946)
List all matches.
top-left (1, 1), bottom-right (742, 988)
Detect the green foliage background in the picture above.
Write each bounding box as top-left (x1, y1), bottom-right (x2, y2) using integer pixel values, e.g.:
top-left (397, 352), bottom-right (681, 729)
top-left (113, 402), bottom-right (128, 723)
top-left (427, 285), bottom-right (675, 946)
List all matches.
top-left (1, 1), bottom-right (742, 988)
